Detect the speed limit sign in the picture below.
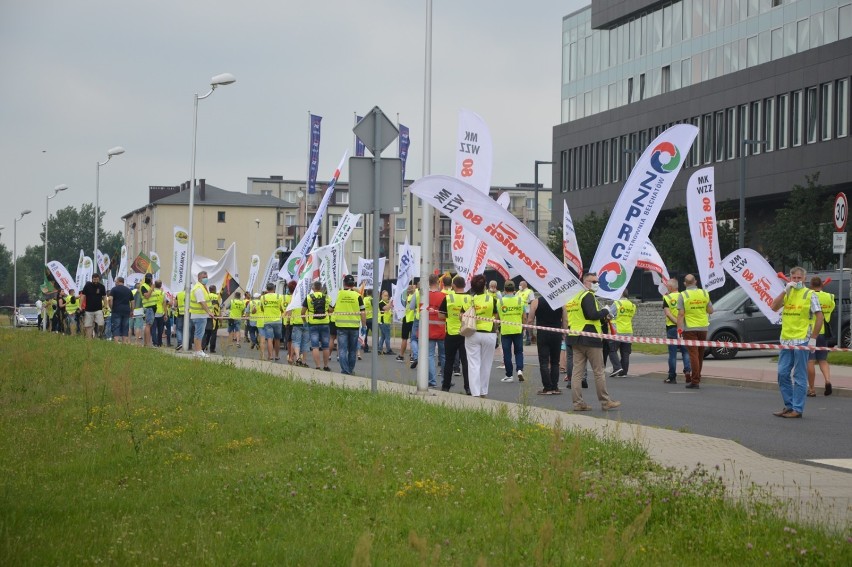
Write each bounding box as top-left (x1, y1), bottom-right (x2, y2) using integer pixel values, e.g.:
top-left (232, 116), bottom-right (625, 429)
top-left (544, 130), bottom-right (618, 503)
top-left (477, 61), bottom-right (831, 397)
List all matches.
top-left (834, 193), bottom-right (848, 232)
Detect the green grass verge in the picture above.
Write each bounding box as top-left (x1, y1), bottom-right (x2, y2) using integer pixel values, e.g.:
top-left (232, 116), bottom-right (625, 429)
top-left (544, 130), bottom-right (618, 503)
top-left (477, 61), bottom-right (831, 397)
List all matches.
top-left (1, 330), bottom-right (849, 565)
top-left (631, 343), bottom-right (669, 355)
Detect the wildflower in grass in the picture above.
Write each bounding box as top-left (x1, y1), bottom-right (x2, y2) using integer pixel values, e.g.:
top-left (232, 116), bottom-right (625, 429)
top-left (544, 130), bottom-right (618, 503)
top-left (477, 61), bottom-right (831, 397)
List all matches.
top-left (746, 543), bottom-right (753, 550)
top-left (50, 395), bottom-right (69, 406)
top-left (224, 437), bottom-right (262, 450)
top-left (396, 478), bottom-right (453, 499)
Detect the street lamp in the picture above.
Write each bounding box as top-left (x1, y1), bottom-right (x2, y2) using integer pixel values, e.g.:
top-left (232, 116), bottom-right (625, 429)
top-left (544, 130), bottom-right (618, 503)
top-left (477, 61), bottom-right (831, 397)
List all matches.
top-left (738, 139), bottom-right (768, 249)
top-left (44, 184), bottom-right (68, 330)
top-left (95, 146), bottom-right (125, 264)
top-left (182, 72), bottom-right (236, 352)
top-left (13, 210), bottom-right (32, 328)
top-left (534, 160), bottom-right (553, 239)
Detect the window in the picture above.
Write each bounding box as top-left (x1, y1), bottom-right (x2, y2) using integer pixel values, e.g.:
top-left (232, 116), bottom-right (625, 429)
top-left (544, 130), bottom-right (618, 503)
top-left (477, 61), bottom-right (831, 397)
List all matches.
top-left (217, 211), bottom-right (226, 223)
top-left (417, 219), bottom-right (422, 231)
top-left (639, 73), bottom-right (646, 100)
top-left (821, 84), bottom-right (833, 141)
top-left (826, 7), bottom-right (839, 44)
top-left (837, 78), bottom-right (849, 138)
top-left (284, 190), bottom-right (297, 202)
top-left (702, 114), bottom-right (713, 164)
top-left (764, 97), bottom-right (775, 151)
top-left (330, 214), bottom-right (341, 228)
top-left (840, 4), bottom-right (851, 39)
top-left (260, 189), bottom-right (272, 197)
top-left (771, 27), bottom-right (783, 60)
top-left (217, 239), bottom-right (225, 250)
top-left (662, 65), bottom-right (671, 94)
top-left (750, 101), bottom-right (762, 153)
top-left (627, 77), bottom-right (634, 103)
top-left (806, 87), bottom-right (818, 144)
top-left (738, 105), bottom-right (748, 155)
top-left (715, 110), bottom-right (725, 162)
top-left (285, 214), bottom-right (295, 226)
top-left (352, 240), bottom-right (363, 253)
top-left (547, 198), bottom-right (553, 211)
top-left (355, 217), bottom-right (363, 228)
top-left (797, 19), bottom-right (809, 52)
top-left (395, 218), bottom-right (406, 231)
top-left (791, 90), bottom-right (803, 147)
top-left (602, 139), bottom-right (610, 183)
top-left (337, 192), bottom-right (349, 205)
top-left (778, 93), bottom-right (789, 149)
top-left (727, 107), bottom-right (737, 159)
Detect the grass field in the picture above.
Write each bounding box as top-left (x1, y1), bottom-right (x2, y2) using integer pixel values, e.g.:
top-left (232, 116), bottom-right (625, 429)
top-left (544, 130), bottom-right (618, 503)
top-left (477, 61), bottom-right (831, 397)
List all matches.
top-left (1, 329), bottom-right (849, 565)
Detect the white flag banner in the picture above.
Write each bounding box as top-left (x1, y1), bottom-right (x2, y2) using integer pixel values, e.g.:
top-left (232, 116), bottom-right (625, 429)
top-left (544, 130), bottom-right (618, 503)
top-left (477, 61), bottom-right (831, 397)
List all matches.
top-left (394, 240), bottom-right (416, 321)
top-left (74, 249), bottom-right (85, 292)
top-left (475, 192), bottom-right (512, 280)
top-left (262, 247), bottom-right (289, 288)
top-left (170, 226), bottom-right (189, 291)
top-left (390, 283), bottom-right (399, 321)
top-left (722, 248), bottom-right (784, 325)
top-left (410, 176), bottom-right (584, 309)
top-left (47, 260), bottom-right (76, 294)
top-left (590, 124), bottom-right (699, 299)
top-left (636, 239), bottom-right (671, 295)
top-left (80, 256), bottom-right (94, 287)
top-left (563, 200), bottom-right (583, 277)
top-left (117, 245), bottom-right (129, 280)
top-left (105, 270), bottom-right (115, 293)
top-left (281, 151), bottom-right (348, 280)
top-left (330, 208), bottom-right (362, 246)
top-left (126, 272), bottom-right (144, 289)
top-left (149, 251), bottom-right (161, 281)
top-left (397, 244), bottom-right (421, 278)
top-left (96, 249), bottom-right (110, 275)
top-left (356, 257), bottom-right (387, 287)
top-left (192, 242), bottom-right (238, 291)
top-left (316, 243), bottom-right (345, 306)
top-left (246, 254), bottom-right (261, 294)
top-left (452, 109), bottom-right (493, 281)
top-left (686, 166), bottom-right (726, 291)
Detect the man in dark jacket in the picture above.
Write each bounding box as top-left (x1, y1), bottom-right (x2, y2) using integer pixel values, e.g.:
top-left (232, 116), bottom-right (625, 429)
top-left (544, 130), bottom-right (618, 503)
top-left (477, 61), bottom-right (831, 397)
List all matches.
top-left (565, 273), bottom-right (621, 411)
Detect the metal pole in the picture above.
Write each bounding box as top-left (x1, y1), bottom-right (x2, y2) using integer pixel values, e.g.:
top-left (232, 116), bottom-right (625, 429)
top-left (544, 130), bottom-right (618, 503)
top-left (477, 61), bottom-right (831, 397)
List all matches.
top-left (416, 0), bottom-right (432, 393)
top-left (13, 218), bottom-right (18, 328)
top-left (95, 161), bottom-right (100, 260)
top-left (839, 256), bottom-right (844, 345)
top-left (44, 195), bottom-right (49, 330)
top-left (738, 140), bottom-right (746, 249)
top-left (182, 91), bottom-right (205, 352)
top-left (370, 108), bottom-right (382, 394)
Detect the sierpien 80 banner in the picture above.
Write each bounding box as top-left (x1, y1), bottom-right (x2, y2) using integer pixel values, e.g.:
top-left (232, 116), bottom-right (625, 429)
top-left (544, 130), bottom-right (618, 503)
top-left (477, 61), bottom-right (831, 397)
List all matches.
top-left (409, 175), bottom-right (584, 308)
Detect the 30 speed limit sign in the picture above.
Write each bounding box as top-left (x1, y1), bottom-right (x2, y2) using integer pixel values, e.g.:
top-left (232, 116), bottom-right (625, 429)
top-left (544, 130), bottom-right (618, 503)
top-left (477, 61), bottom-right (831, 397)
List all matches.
top-left (834, 193), bottom-right (848, 232)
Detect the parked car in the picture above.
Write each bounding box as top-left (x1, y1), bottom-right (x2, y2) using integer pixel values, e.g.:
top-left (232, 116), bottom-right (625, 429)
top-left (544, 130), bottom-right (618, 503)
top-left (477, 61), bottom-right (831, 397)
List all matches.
top-left (706, 270), bottom-right (851, 359)
top-left (16, 305), bottom-right (40, 327)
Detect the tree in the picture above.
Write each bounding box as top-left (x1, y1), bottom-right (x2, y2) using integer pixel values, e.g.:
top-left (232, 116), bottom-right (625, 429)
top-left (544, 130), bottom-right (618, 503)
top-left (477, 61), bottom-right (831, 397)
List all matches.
top-left (649, 203), bottom-right (738, 275)
top-left (0, 241), bottom-right (12, 306)
top-left (546, 209), bottom-right (609, 274)
top-left (761, 173), bottom-right (835, 271)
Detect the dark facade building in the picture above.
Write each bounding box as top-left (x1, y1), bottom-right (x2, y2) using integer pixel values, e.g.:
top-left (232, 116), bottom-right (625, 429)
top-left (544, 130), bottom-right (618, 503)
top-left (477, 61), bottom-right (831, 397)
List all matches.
top-left (553, 0), bottom-right (852, 252)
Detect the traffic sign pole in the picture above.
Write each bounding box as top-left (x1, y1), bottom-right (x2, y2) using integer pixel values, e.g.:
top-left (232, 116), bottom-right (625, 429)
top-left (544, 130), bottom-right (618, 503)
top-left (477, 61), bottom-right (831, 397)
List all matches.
top-left (835, 193), bottom-right (848, 344)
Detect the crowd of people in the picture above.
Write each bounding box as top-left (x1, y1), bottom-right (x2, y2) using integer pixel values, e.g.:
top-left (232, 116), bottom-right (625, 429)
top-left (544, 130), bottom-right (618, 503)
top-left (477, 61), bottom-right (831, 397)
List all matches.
top-left (33, 265), bottom-right (834, 417)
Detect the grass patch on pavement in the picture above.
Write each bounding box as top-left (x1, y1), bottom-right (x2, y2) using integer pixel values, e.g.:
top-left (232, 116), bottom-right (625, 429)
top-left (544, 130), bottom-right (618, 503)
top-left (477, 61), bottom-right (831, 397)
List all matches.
top-left (1, 330), bottom-right (849, 565)
top-left (631, 343), bottom-right (669, 355)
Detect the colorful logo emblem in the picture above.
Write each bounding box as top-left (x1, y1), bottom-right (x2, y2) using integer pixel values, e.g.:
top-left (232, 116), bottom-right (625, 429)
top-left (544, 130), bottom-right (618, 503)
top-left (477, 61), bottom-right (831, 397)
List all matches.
top-left (175, 231), bottom-right (189, 245)
top-left (649, 142), bottom-right (680, 174)
top-left (599, 262), bottom-right (627, 292)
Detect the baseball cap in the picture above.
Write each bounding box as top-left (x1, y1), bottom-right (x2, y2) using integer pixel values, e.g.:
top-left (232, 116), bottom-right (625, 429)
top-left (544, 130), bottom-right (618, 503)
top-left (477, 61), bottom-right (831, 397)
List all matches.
top-left (253, 293), bottom-right (261, 299)
top-left (343, 274), bottom-right (356, 286)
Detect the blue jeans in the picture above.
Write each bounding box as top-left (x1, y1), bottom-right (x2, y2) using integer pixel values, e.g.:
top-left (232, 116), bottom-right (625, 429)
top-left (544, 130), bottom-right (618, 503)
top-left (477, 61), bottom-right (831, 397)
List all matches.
top-left (175, 316), bottom-right (183, 345)
top-left (411, 323), bottom-right (420, 360)
top-left (777, 347), bottom-right (809, 413)
top-left (666, 326), bottom-right (691, 379)
top-left (291, 325), bottom-right (310, 352)
top-left (309, 324), bottom-right (330, 350)
top-left (378, 323), bottom-right (391, 352)
top-left (501, 333), bottom-right (524, 376)
top-left (192, 317), bottom-right (207, 341)
top-left (337, 327), bottom-right (359, 374)
top-left (426, 339), bottom-right (441, 387)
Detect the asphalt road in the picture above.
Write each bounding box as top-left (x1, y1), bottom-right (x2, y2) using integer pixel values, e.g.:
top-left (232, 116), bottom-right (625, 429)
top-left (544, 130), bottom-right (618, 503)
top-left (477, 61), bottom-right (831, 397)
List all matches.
top-left (220, 343), bottom-right (852, 469)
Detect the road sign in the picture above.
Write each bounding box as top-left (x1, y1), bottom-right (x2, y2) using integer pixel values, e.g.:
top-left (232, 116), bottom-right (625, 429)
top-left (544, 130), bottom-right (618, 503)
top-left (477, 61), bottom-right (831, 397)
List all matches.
top-left (353, 106), bottom-right (399, 155)
top-left (348, 156), bottom-right (403, 214)
top-left (834, 192), bottom-right (847, 232)
top-left (833, 232), bottom-right (847, 254)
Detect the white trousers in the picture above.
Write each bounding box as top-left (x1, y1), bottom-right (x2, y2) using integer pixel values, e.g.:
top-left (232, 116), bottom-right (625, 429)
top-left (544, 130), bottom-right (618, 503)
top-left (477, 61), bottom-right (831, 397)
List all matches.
top-left (466, 332), bottom-right (496, 397)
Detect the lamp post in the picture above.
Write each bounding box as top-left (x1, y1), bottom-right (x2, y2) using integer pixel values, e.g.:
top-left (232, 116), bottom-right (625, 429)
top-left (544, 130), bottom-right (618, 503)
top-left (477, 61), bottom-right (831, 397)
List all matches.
top-left (738, 139), bottom-right (768, 249)
top-left (182, 72), bottom-right (236, 352)
top-left (534, 160), bottom-right (553, 239)
top-left (95, 147), bottom-right (125, 263)
top-left (44, 184), bottom-right (68, 329)
top-left (13, 210), bottom-right (32, 328)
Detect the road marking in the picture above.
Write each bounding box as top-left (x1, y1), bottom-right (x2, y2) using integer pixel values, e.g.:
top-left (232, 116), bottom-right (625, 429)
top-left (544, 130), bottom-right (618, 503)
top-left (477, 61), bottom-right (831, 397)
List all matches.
top-left (807, 459), bottom-right (852, 471)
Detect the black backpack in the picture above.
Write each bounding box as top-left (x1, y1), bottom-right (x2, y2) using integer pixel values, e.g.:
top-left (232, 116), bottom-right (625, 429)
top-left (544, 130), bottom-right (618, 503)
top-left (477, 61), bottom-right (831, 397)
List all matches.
top-left (310, 293), bottom-right (327, 317)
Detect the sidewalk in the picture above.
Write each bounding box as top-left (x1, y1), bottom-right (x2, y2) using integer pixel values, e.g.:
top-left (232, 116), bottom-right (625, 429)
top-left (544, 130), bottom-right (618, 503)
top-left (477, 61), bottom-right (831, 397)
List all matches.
top-left (190, 343), bottom-right (851, 531)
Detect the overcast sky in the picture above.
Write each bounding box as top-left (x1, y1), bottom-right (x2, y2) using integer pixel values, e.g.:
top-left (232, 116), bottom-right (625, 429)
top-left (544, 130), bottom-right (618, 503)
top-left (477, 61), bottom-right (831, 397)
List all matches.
top-left (0, 0), bottom-right (587, 253)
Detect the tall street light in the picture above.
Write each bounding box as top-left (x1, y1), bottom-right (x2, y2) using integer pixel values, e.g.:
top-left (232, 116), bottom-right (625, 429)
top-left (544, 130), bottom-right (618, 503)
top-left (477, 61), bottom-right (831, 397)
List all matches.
top-left (182, 72), bottom-right (236, 352)
top-left (44, 184), bottom-right (68, 330)
top-left (95, 146), bottom-right (125, 265)
top-left (534, 160), bottom-right (553, 239)
top-left (13, 210), bottom-right (32, 328)
top-left (738, 139), bottom-right (768, 249)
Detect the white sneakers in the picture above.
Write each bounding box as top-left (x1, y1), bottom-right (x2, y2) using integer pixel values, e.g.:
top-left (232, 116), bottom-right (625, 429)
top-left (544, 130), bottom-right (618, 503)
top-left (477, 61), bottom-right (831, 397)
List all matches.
top-left (517, 370), bottom-right (524, 382)
top-left (500, 376), bottom-right (514, 382)
top-left (194, 350), bottom-right (209, 358)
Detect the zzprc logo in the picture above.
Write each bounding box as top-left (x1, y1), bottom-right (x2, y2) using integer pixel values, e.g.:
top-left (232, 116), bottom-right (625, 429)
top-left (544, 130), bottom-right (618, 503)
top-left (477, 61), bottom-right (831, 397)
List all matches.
top-left (599, 262), bottom-right (627, 293)
top-left (649, 142), bottom-right (681, 174)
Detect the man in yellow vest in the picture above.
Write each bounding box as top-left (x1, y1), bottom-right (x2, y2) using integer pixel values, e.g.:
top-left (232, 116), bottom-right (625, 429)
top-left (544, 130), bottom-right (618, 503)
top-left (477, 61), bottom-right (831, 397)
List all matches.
top-left (676, 274), bottom-right (714, 389)
top-left (151, 280), bottom-right (165, 347)
top-left (140, 273), bottom-right (157, 347)
top-left (174, 289), bottom-right (186, 350)
top-left (65, 289), bottom-right (81, 336)
top-left (566, 273), bottom-right (621, 411)
top-left (498, 281), bottom-right (526, 383)
top-left (770, 267), bottom-right (823, 418)
top-left (607, 291), bottom-right (636, 377)
top-left (261, 282), bottom-right (284, 361)
top-left (203, 285), bottom-right (221, 354)
top-left (302, 280), bottom-right (332, 371)
top-left (439, 276), bottom-right (471, 394)
top-left (663, 278), bottom-right (692, 384)
top-left (807, 276), bottom-right (835, 397)
top-left (518, 281), bottom-right (534, 345)
top-left (226, 291), bottom-right (246, 348)
top-left (397, 283), bottom-right (419, 363)
top-left (334, 274), bottom-right (366, 375)
top-left (188, 271), bottom-right (213, 357)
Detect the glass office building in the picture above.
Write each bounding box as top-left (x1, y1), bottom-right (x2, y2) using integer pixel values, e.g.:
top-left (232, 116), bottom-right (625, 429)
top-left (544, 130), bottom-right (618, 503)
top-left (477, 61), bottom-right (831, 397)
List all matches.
top-left (554, 0), bottom-right (852, 244)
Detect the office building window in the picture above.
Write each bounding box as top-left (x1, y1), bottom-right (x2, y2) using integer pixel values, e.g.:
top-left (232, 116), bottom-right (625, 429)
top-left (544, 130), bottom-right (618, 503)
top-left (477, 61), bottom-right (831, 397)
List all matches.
top-left (797, 19), bottom-right (809, 52)
top-left (611, 137), bottom-right (620, 183)
top-left (737, 105), bottom-right (748, 156)
top-left (355, 217), bottom-right (363, 228)
top-left (811, 12), bottom-right (824, 48)
top-left (806, 87), bottom-right (818, 144)
top-left (726, 108), bottom-right (737, 159)
top-left (352, 240), bottom-right (363, 253)
top-left (778, 93), bottom-right (789, 149)
top-left (702, 114), bottom-right (713, 164)
top-left (714, 111), bottom-right (725, 162)
top-left (217, 239), bottom-right (225, 250)
top-left (217, 211), bottom-right (226, 223)
top-left (840, 3), bottom-right (852, 39)
top-left (771, 27), bottom-right (783, 60)
top-left (639, 73), bottom-right (646, 100)
top-left (330, 214), bottom-right (341, 228)
top-left (821, 84), bottom-right (833, 141)
top-left (337, 192), bottom-right (349, 205)
top-left (602, 139), bottom-right (610, 184)
top-left (747, 35), bottom-right (758, 67)
top-left (396, 218), bottom-right (406, 231)
top-left (689, 117), bottom-right (701, 166)
top-left (750, 100), bottom-right (762, 153)
top-left (838, 78), bottom-right (849, 138)
top-left (764, 97), bottom-right (775, 151)
top-left (662, 65), bottom-right (671, 94)
top-left (792, 90), bottom-right (803, 147)
top-left (826, 7), bottom-right (839, 44)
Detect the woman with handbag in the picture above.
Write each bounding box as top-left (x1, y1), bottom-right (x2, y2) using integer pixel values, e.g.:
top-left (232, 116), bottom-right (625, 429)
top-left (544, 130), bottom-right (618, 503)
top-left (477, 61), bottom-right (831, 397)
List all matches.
top-left (465, 274), bottom-right (499, 398)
